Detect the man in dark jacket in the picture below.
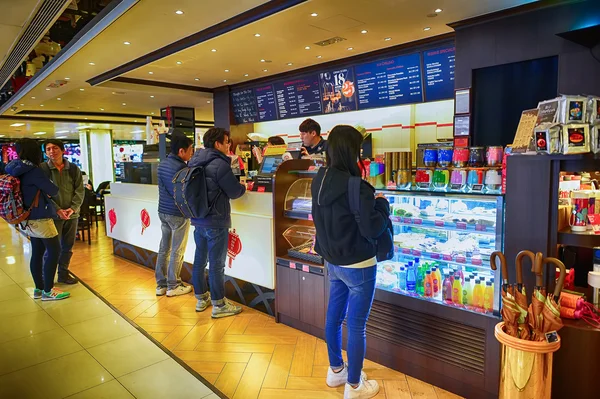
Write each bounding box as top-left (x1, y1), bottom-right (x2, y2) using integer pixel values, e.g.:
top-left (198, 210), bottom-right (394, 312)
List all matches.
top-left (155, 131), bottom-right (195, 297)
top-left (189, 128), bottom-right (246, 318)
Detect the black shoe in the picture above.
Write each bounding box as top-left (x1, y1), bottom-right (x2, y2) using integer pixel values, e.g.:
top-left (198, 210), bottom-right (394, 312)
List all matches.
top-left (57, 275), bottom-right (78, 285)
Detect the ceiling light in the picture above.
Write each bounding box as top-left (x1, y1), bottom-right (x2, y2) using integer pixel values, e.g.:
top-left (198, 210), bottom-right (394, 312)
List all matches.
top-left (423, 27), bottom-right (431, 31)
top-left (435, 8), bottom-right (443, 13)
top-left (100, 108), bottom-right (104, 111)
top-left (254, 33), bottom-right (261, 37)
top-left (56, 130), bottom-right (69, 134)
top-left (45, 88), bottom-right (50, 91)
top-left (151, 112), bottom-right (155, 115)
top-left (316, 55), bottom-right (322, 59)
top-left (56, 136), bottom-right (68, 139)
top-left (244, 74), bottom-right (249, 77)
top-left (65, 77), bottom-right (70, 80)
top-left (223, 79), bottom-right (227, 83)
top-left (20, 103), bottom-right (24, 106)
top-left (10, 123), bottom-right (24, 127)
top-left (80, 88), bottom-right (85, 91)
top-left (84, 118), bottom-right (88, 120)
top-left (131, 129), bottom-right (144, 134)
top-left (150, 95), bottom-right (154, 98)
top-left (33, 132), bottom-right (46, 135)
top-left (305, 46), bottom-right (310, 50)
top-left (31, 96), bottom-right (35, 99)
top-left (287, 62), bottom-right (293, 66)
top-left (260, 59), bottom-right (265, 62)
top-left (263, 69), bottom-right (268, 72)
top-left (40, 104), bottom-right (44, 107)
top-left (194, 78), bottom-right (199, 81)
top-left (122, 103), bottom-right (126, 106)
top-left (148, 71), bottom-right (154, 75)
top-left (77, 126), bottom-right (91, 130)
top-left (176, 61), bottom-right (182, 65)
top-left (384, 37), bottom-right (392, 41)
top-left (361, 30), bottom-right (368, 34)
top-left (211, 49), bottom-right (217, 52)
top-left (311, 13), bottom-right (318, 17)
top-left (89, 62), bottom-right (95, 65)
top-left (175, 10), bottom-right (184, 15)
top-left (134, 120), bottom-right (138, 123)
top-left (347, 47), bottom-right (354, 50)
top-left (225, 69), bottom-right (229, 72)
top-left (0, 135), bottom-right (5, 138)
top-left (124, 41), bottom-right (131, 45)
top-left (207, 101), bottom-right (211, 104)
top-left (57, 98), bottom-right (61, 101)
top-left (25, 114), bottom-right (29, 117)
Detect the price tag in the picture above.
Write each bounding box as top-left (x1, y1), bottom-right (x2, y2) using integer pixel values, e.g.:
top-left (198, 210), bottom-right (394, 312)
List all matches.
top-left (417, 183), bottom-right (431, 190)
top-left (302, 265), bottom-right (310, 273)
top-left (456, 222), bottom-right (467, 230)
top-left (412, 249), bottom-right (422, 256)
top-left (471, 184), bottom-right (484, 192)
top-left (475, 224), bottom-right (486, 232)
top-left (308, 214), bottom-right (313, 221)
top-left (435, 220), bottom-right (444, 227)
top-left (402, 248), bottom-right (411, 254)
top-left (472, 258), bottom-right (483, 266)
top-left (450, 184), bottom-right (463, 191)
top-left (431, 253), bottom-right (440, 259)
top-left (403, 217), bottom-right (412, 224)
top-left (289, 262), bottom-right (296, 270)
top-left (443, 254), bottom-right (452, 261)
top-left (258, 186), bottom-right (266, 193)
top-left (391, 216), bottom-right (401, 223)
top-left (413, 218), bottom-right (422, 225)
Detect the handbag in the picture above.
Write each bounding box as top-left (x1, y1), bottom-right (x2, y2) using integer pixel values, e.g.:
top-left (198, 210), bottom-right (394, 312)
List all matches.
top-left (22, 218), bottom-right (58, 239)
top-left (348, 176), bottom-right (394, 262)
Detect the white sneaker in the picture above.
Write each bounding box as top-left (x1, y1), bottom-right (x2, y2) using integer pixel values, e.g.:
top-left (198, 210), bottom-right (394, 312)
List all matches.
top-left (344, 378), bottom-right (379, 399)
top-left (156, 287), bottom-right (167, 296)
top-left (326, 363), bottom-right (368, 388)
top-left (166, 284), bottom-right (192, 297)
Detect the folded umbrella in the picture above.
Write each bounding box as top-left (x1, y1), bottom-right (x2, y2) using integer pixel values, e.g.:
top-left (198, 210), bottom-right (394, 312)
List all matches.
top-left (514, 250), bottom-right (534, 340)
top-left (529, 252), bottom-right (547, 341)
top-left (538, 257), bottom-right (567, 341)
top-left (491, 251), bottom-right (520, 337)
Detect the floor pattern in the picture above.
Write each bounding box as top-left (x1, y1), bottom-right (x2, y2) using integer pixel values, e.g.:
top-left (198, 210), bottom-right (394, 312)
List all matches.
top-left (4, 219), bottom-right (464, 399)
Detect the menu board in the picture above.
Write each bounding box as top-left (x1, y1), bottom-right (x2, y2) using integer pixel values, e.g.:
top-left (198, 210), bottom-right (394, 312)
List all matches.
top-left (232, 89), bottom-right (257, 124)
top-left (274, 75), bottom-right (322, 119)
top-left (355, 53), bottom-right (423, 109)
top-left (423, 45), bottom-right (455, 102)
top-left (319, 67), bottom-right (358, 114)
top-left (255, 85), bottom-right (278, 122)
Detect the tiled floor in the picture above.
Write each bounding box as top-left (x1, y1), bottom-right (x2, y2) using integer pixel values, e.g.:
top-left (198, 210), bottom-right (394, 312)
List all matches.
top-left (1, 220), bottom-right (463, 399)
top-left (0, 223), bottom-right (216, 399)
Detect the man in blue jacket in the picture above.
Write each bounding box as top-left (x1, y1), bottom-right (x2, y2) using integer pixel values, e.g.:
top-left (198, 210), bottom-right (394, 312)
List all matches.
top-left (155, 131), bottom-right (195, 297)
top-left (189, 128), bottom-right (246, 318)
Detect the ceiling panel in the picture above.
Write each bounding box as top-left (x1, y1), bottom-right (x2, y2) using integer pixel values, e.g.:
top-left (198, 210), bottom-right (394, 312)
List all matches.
top-left (0, 0), bottom-right (42, 64)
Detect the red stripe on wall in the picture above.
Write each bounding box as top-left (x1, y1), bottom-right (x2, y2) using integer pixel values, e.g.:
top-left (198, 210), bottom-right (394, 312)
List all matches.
top-left (415, 122), bottom-right (438, 127)
top-left (438, 123), bottom-right (454, 127)
top-left (366, 128), bottom-right (383, 132)
top-left (381, 123), bottom-right (403, 128)
top-left (402, 125), bottom-right (415, 129)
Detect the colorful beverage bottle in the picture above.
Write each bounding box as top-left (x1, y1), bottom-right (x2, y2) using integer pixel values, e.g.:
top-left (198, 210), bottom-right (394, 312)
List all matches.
top-left (473, 279), bottom-right (484, 308)
top-left (458, 268), bottom-right (465, 284)
top-left (424, 271), bottom-right (433, 297)
top-left (443, 273), bottom-right (453, 302)
top-left (452, 273), bottom-right (463, 304)
top-left (462, 277), bottom-right (473, 306)
top-left (484, 281), bottom-right (494, 312)
top-left (416, 261), bottom-right (425, 295)
top-left (434, 267), bottom-right (442, 296)
top-left (398, 267), bottom-right (407, 291)
top-left (431, 267), bottom-right (440, 298)
top-left (406, 262), bottom-right (416, 292)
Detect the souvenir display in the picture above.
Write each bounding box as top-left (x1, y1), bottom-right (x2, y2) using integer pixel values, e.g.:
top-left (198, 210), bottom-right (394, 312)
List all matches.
top-left (587, 96), bottom-right (599, 124)
top-left (423, 148), bottom-right (438, 167)
top-left (468, 147), bottom-right (485, 167)
top-left (534, 123), bottom-right (562, 154)
top-left (432, 168), bottom-right (450, 191)
top-left (452, 147), bottom-right (469, 167)
top-left (415, 168), bottom-right (434, 190)
top-left (450, 169), bottom-right (468, 192)
top-left (484, 168), bottom-right (502, 193)
top-left (467, 168), bottom-right (485, 192)
top-left (559, 95), bottom-right (587, 124)
top-left (437, 148), bottom-right (453, 167)
top-left (591, 124), bottom-right (600, 155)
top-left (536, 98), bottom-right (560, 125)
top-left (562, 124), bottom-right (590, 154)
top-left (485, 146), bottom-right (503, 167)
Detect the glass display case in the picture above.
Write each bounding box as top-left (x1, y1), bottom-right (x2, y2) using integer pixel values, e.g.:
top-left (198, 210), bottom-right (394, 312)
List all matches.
top-left (377, 191), bottom-right (504, 316)
top-left (284, 178), bottom-right (313, 219)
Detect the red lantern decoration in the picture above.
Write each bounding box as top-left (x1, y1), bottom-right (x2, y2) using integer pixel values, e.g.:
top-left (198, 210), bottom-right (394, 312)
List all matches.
top-left (140, 209), bottom-right (150, 235)
top-left (227, 229), bottom-right (242, 268)
top-left (108, 208), bottom-right (117, 233)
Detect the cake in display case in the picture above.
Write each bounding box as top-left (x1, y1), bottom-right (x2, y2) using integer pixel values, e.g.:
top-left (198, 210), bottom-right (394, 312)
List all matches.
top-left (377, 191), bottom-right (504, 315)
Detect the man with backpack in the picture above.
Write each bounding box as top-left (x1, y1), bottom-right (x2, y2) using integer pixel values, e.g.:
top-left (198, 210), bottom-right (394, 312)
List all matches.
top-left (155, 131), bottom-right (195, 297)
top-left (188, 128), bottom-right (246, 318)
top-left (41, 139), bottom-right (84, 285)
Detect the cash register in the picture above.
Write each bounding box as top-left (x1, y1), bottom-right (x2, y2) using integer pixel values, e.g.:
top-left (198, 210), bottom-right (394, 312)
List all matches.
top-left (250, 154), bottom-right (284, 192)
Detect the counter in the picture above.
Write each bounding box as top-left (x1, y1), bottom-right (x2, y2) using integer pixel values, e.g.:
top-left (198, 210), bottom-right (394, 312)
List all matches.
top-left (104, 183), bottom-right (275, 289)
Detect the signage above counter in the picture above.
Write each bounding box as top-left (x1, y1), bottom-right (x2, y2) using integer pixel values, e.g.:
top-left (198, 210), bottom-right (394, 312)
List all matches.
top-left (230, 43), bottom-right (455, 124)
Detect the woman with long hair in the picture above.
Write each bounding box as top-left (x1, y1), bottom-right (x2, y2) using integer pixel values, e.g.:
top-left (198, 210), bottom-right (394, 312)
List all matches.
top-left (5, 139), bottom-right (70, 300)
top-left (311, 125), bottom-right (390, 398)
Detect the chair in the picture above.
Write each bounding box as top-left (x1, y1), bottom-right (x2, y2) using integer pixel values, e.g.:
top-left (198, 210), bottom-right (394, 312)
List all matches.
top-left (77, 190), bottom-right (93, 245)
top-left (96, 181), bottom-right (111, 220)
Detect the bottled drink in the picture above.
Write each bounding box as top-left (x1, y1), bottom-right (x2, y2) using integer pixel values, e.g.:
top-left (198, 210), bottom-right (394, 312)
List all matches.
top-left (462, 277), bottom-right (473, 306)
top-left (484, 281), bottom-right (494, 312)
top-left (431, 267), bottom-right (440, 298)
top-left (398, 266), bottom-right (407, 291)
top-left (424, 271), bottom-right (433, 297)
top-left (443, 273), bottom-right (453, 302)
top-left (473, 279), bottom-right (484, 308)
top-left (406, 262), bottom-right (416, 292)
top-left (416, 263), bottom-right (425, 295)
top-left (452, 273), bottom-right (463, 304)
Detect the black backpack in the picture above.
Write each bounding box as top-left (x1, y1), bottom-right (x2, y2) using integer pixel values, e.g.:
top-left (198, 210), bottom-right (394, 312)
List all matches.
top-left (348, 176), bottom-right (394, 262)
top-left (172, 166), bottom-right (210, 219)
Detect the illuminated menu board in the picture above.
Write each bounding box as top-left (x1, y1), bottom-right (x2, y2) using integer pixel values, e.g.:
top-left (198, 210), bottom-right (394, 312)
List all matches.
top-left (255, 85), bottom-right (278, 121)
top-left (231, 89), bottom-right (257, 123)
top-left (319, 67), bottom-right (358, 114)
top-left (273, 74), bottom-right (322, 119)
top-left (355, 53), bottom-right (423, 109)
top-left (423, 45), bottom-right (455, 102)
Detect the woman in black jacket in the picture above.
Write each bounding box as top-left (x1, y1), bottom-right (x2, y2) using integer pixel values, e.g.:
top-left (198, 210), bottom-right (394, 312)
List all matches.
top-left (311, 125), bottom-right (390, 399)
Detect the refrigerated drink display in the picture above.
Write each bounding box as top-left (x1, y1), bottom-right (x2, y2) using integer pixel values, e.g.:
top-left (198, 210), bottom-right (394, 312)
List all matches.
top-left (375, 191), bottom-right (504, 315)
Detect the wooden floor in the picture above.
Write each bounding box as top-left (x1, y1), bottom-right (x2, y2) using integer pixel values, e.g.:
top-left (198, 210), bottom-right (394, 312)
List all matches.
top-left (68, 223), bottom-right (463, 399)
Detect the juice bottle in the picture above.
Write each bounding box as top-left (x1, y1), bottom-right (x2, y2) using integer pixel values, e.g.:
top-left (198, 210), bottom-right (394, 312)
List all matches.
top-left (416, 261), bottom-right (425, 295)
top-left (452, 273), bottom-right (463, 304)
top-left (473, 279), bottom-right (484, 309)
top-left (457, 267), bottom-right (465, 284)
top-left (443, 273), bottom-right (453, 302)
top-left (398, 267), bottom-right (407, 291)
top-left (431, 267), bottom-right (440, 298)
top-left (462, 277), bottom-right (473, 306)
top-left (484, 281), bottom-right (494, 312)
top-left (406, 262), bottom-right (416, 292)
top-left (424, 271), bottom-right (433, 297)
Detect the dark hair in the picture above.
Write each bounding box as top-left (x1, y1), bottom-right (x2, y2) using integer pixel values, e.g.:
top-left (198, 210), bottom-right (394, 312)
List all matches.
top-left (170, 129), bottom-right (194, 155)
top-left (203, 128), bottom-right (229, 149)
top-left (299, 118), bottom-right (321, 136)
top-left (326, 125), bottom-right (363, 177)
top-left (268, 136), bottom-right (285, 146)
top-left (17, 138), bottom-right (43, 165)
top-left (44, 139), bottom-right (65, 152)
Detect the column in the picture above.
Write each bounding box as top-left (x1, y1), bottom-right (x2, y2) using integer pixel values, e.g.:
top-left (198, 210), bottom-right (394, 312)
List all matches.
top-left (85, 129), bottom-right (114, 184)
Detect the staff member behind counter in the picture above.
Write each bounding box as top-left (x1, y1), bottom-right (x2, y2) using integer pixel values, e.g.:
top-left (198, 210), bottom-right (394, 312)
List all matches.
top-left (299, 118), bottom-right (327, 157)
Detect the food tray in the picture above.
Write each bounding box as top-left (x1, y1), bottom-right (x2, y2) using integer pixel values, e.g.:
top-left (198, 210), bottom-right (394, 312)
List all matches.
top-left (288, 243), bottom-right (323, 265)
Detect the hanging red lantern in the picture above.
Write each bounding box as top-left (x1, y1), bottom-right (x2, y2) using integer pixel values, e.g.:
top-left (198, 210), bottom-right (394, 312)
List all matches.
top-left (108, 208), bottom-right (117, 233)
top-left (227, 229), bottom-right (242, 268)
top-left (140, 209), bottom-right (150, 235)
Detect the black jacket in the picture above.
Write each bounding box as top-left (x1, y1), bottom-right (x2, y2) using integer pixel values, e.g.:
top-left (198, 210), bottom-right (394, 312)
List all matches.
top-left (157, 154), bottom-right (187, 217)
top-left (189, 148), bottom-right (246, 228)
top-left (311, 167), bottom-right (390, 266)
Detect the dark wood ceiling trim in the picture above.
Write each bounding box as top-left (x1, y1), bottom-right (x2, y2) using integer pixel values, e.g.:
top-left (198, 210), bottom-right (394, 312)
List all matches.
top-left (111, 77), bottom-right (214, 93)
top-left (228, 32), bottom-right (455, 91)
top-left (87, 0), bottom-right (308, 86)
top-left (447, 0), bottom-right (581, 29)
top-left (1, 114), bottom-right (214, 125)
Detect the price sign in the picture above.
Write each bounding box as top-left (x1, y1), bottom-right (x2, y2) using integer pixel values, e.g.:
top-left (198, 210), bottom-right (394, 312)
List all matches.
top-left (290, 262), bottom-right (296, 270)
top-left (302, 265), bottom-right (310, 273)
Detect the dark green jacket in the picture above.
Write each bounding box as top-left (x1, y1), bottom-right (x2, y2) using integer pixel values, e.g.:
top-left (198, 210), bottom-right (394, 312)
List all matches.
top-left (40, 159), bottom-right (84, 219)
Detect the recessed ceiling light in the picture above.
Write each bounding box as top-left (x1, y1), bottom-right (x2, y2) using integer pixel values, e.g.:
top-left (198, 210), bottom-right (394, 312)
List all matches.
top-left (423, 27), bottom-right (431, 31)
top-left (57, 98), bottom-right (61, 101)
top-left (347, 47), bottom-right (354, 50)
top-left (207, 101), bottom-right (211, 104)
top-left (20, 103), bottom-right (24, 106)
top-left (31, 96), bottom-right (35, 99)
top-left (134, 120), bottom-right (138, 123)
top-left (79, 88), bottom-right (85, 91)
top-left (316, 55), bottom-right (322, 59)
top-left (150, 95), bottom-right (155, 98)
top-left (148, 71), bottom-right (154, 75)
top-left (10, 123), bottom-right (24, 127)
top-left (254, 33), bottom-right (261, 37)
top-left (0, 135), bottom-right (5, 138)
top-left (56, 130), bottom-right (69, 134)
top-left (260, 59), bottom-right (265, 62)
top-left (225, 69), bottom-right (229, 72)
top-left (40, 104), bottom-right (44, 107)
top-left (56, 136), bottom-right (68, 139)
top-left (223, 79), bottom-right (227, 83)
top-left (435, 8), bottom-right (443, 13)
top-left (89, 62), bottom-right (95, 65)
top-left (25, 114), bottom-right (30, 117)
top-left (45, 88), bottom-right (50, 91)
top-left (263, 69), bottom-right (268, 72)
top-left (384, 37), bottom-right (392, 41)
top-left (287, 62), bottom-right (293, 66)
top-left (176, 61), bottom-right (182, 65)
top-left (33, 132), bottom-right (46, 135)
top-left (124, 41), bottom-right (131, 45)
top-left (175, 10), bottom-right (184, 15)
top-left (244, 74), bottom-right (249, 77)
top-left (361, 30), bottom-right (368, 34)
top-left (151, 112), bottom-right (155, 115)
top-left (305, 46), bottom-right (310, 50)
top-left (194, 78), bottom-right (200, 81)
top-left (122, 103), bottom-right (126, 106)
top-left (311, 13), bottom-right (318, 17)
top-left (100, 108), bottom-right (104, 111)
top-left (65, 77), bottom-right (70, 80)
top-left (211, 49), bottom-right (217, 52)
top-left (84, 118), bottom-right (88, 120)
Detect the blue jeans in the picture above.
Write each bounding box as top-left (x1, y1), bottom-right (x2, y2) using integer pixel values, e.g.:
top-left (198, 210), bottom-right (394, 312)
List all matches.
top-left (326, 263), bottom-right (377, 385)
top-left (192, 227), bottom-right (228, 302)
top-left (155, 213), bottom-right (190, 290)
top-left (30, 236), bottom-right (61, 292)
top-left (53, 218), bottom-right (78, 279)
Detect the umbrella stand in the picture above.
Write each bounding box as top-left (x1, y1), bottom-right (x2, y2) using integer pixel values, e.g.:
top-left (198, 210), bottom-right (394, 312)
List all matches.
top-left (495, 322), bottom-right (560, 399)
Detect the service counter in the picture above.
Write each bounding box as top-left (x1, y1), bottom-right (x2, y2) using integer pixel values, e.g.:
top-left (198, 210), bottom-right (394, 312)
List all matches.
top-left (104, 183), bottom-right (276, 312)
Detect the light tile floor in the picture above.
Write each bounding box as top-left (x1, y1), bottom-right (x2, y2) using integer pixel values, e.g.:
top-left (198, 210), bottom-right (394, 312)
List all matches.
top-left (0, 223), bottom-right (216, 399)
